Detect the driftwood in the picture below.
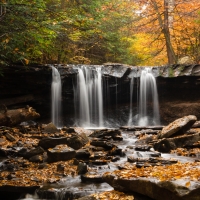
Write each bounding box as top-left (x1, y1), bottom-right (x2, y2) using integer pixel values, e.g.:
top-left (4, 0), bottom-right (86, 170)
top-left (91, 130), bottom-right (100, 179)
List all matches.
top-left (0, 105), bottom-right (40, 126)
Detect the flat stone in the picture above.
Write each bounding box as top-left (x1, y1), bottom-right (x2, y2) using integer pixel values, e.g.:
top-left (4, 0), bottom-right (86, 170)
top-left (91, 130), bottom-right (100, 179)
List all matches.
top-left (158, 115), bottom-right (197, 139)
top-left (47, 144), bottom-right (76, 162)
top-left (103, 169), bottom-right (200, 200)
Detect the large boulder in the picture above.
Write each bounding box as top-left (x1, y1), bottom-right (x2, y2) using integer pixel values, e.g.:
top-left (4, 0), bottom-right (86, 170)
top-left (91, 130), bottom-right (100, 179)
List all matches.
top-left (158, 115), bottom-right (197, 139)
top-left (103, 162), bottom-right (200, 200)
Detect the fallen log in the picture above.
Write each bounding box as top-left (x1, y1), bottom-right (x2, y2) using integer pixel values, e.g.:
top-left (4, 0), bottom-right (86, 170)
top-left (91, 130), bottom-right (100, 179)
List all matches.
top-left (0, 105), bottom-right (40, 126)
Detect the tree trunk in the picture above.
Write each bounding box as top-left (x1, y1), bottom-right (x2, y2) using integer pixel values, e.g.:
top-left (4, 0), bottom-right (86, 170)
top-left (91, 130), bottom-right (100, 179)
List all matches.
top-left (151, 0), bottom-right (176, 64)
top-left (0, 106), bottom-right (40, 126)
top-left (163, 0), bottom-right (176, 64)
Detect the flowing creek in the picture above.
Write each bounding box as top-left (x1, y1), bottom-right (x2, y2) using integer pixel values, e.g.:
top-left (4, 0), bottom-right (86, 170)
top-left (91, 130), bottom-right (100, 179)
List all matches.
top-left (18, 129), bottom-right (197, 200)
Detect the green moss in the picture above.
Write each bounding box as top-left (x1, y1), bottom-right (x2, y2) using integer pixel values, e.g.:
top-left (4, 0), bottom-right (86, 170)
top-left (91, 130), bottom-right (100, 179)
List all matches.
top-left (169, 67), bottom-right (174, 77)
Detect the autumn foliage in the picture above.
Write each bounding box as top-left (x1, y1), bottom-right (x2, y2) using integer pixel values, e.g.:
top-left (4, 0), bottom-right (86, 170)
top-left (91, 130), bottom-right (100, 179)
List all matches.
top-left (0, 0), bottom-right (200, 65)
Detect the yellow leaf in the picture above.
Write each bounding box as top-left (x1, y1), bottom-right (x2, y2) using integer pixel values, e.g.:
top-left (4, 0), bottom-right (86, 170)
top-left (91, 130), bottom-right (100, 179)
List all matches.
top-left (24, 59), bottom-right (29, 65)
top-left (185, 181), bottom-right (191, 187)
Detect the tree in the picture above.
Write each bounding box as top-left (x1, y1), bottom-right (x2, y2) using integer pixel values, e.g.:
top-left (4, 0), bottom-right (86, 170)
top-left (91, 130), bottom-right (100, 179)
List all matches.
top-left (131, 0), bottom-right (200, 65)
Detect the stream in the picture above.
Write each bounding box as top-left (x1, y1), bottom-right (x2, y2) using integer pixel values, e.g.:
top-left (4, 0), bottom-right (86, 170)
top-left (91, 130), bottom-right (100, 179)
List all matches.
top-left (19, 129), bottom-right (197, 200)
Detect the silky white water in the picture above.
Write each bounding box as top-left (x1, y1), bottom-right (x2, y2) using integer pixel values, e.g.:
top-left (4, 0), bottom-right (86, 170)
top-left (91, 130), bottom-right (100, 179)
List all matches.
top-left (128, 68), bottom-right (160, 126)
top-left (51, 66), bottom-right (62, 128)
top-left (75, 66), bottom-right (103, 127)
top-left (128, 76), bottom-right (134, 126)
top-left (138, 68), bottom-right (160, 126)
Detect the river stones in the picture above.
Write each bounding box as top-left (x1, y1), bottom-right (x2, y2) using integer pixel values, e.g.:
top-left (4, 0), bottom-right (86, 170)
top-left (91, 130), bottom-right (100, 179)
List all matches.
top-left (38, 133), bottom-right (86, 150)
top-left (89, 129), bottom-right (123, 141)
top-left (158, 115), bottom-right (197, 139)
top-left (47, 144), bottom-right (76, 162)
top-left (42, 122), bottom-right (58, 133)
top-left (81, 172), bottom-right (104, 183)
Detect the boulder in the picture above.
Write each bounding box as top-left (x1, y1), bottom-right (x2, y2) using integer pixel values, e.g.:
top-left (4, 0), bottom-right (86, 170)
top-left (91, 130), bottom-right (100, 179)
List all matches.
top-left (47, 144), bottom-right (76, 162)
top-left (158, 115), bottom-right (197, 139)
top-left (42, 122), bottom-right (58, 133)
top-left (103, 165), bottom-right (200, 200)
top-left (154, 133), bottom-right (200, 153)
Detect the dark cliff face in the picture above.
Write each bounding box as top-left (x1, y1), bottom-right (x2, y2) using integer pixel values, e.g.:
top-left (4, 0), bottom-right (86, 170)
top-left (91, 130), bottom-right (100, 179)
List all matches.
top-left (0, 64), bottom-right (200, 125)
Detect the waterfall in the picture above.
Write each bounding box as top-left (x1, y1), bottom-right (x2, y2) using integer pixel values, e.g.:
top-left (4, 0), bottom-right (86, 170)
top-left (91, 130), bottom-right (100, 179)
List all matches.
top-left (128, 76), bottom-right (134, 126)
top-left (51, 66), bottom-right (62, 128)
top-left (138, 68), bottom-right (160, 126)
top-left (75, 66), bottom-right (103, 128)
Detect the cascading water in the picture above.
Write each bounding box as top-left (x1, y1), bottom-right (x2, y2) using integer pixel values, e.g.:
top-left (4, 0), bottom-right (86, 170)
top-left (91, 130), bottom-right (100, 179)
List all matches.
top-left (128, 76), bottom-right (134, 126)
top-left (138, 68), bottom-right (160, 126)
top-left (51, 66), bottom-right (62, 128)
top-left (74, 66), bottom-right (103, 128)
top-left (128, 67), bottom-right (160, 126)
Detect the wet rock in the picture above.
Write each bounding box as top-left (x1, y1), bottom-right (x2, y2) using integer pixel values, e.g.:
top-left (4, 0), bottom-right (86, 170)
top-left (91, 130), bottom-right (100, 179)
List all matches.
top-left (127, 156), bottom-right (177, 167)
top-left (102, 63), bottom-right (130, 78)
top-left (29, 154), bottom-right (43, 163)
top-left (4, 132), bottom-right (16, 142)
top-left (89, 151), bottom-right (107, 160)
top-left (111, 156), bottom-right (120, 162)
top-left (89, 129), bottom-right (121, 140)
top-left (42, 122), bottom-right (58, 133)
top-left (0, 185), bottom-right (40, 200)
top-left (57, 163), bottom-right (65, 172)
top-left (158, 115), bottom-right (197, 139)
top-left (36, 188), bottom-right (78, 200)
top-left (103, 172), bottom-right (200, 200)
top-left (121, 126), bottom-right (164, 131)
top-left (38, 134), bottom-right (86, 150)
top-left (76, 149), bottom-right (91, 159)
top-left (47, 144), bottom-right (76, 163)
top-left (0, 148), bottom-right (7, 156)
top-left (192, 121), bottom-right (200, 128)
top-left (90, 139), bottom-right (115, 150)
top-left (135, 145), bottom-right (152, 151)
top-left (154, 133), bottom-right (200, 153)
top-left (90, 159), bottom-right (109, 165)
top-left (77, 162), bottom-right (88, 174)
top-left (108, 146), bottom-right (123, 156)
top-left (19, 146), bottom-right (45, 159)
top-left (38, 163), bottom-right (48, 169)
top-left (81, 172), bottom-right (104, 183)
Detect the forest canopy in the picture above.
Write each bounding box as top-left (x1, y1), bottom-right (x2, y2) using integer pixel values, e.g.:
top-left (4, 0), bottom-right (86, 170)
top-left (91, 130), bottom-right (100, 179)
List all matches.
top-left (0, 0), bottom-right (200, 66)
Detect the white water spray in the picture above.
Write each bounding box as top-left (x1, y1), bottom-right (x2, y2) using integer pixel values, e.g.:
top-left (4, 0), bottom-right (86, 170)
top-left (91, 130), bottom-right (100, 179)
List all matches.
top-left (51, 66), bottom-right (62, 128)
top-left (75, 66), bottom-right (103, 127)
